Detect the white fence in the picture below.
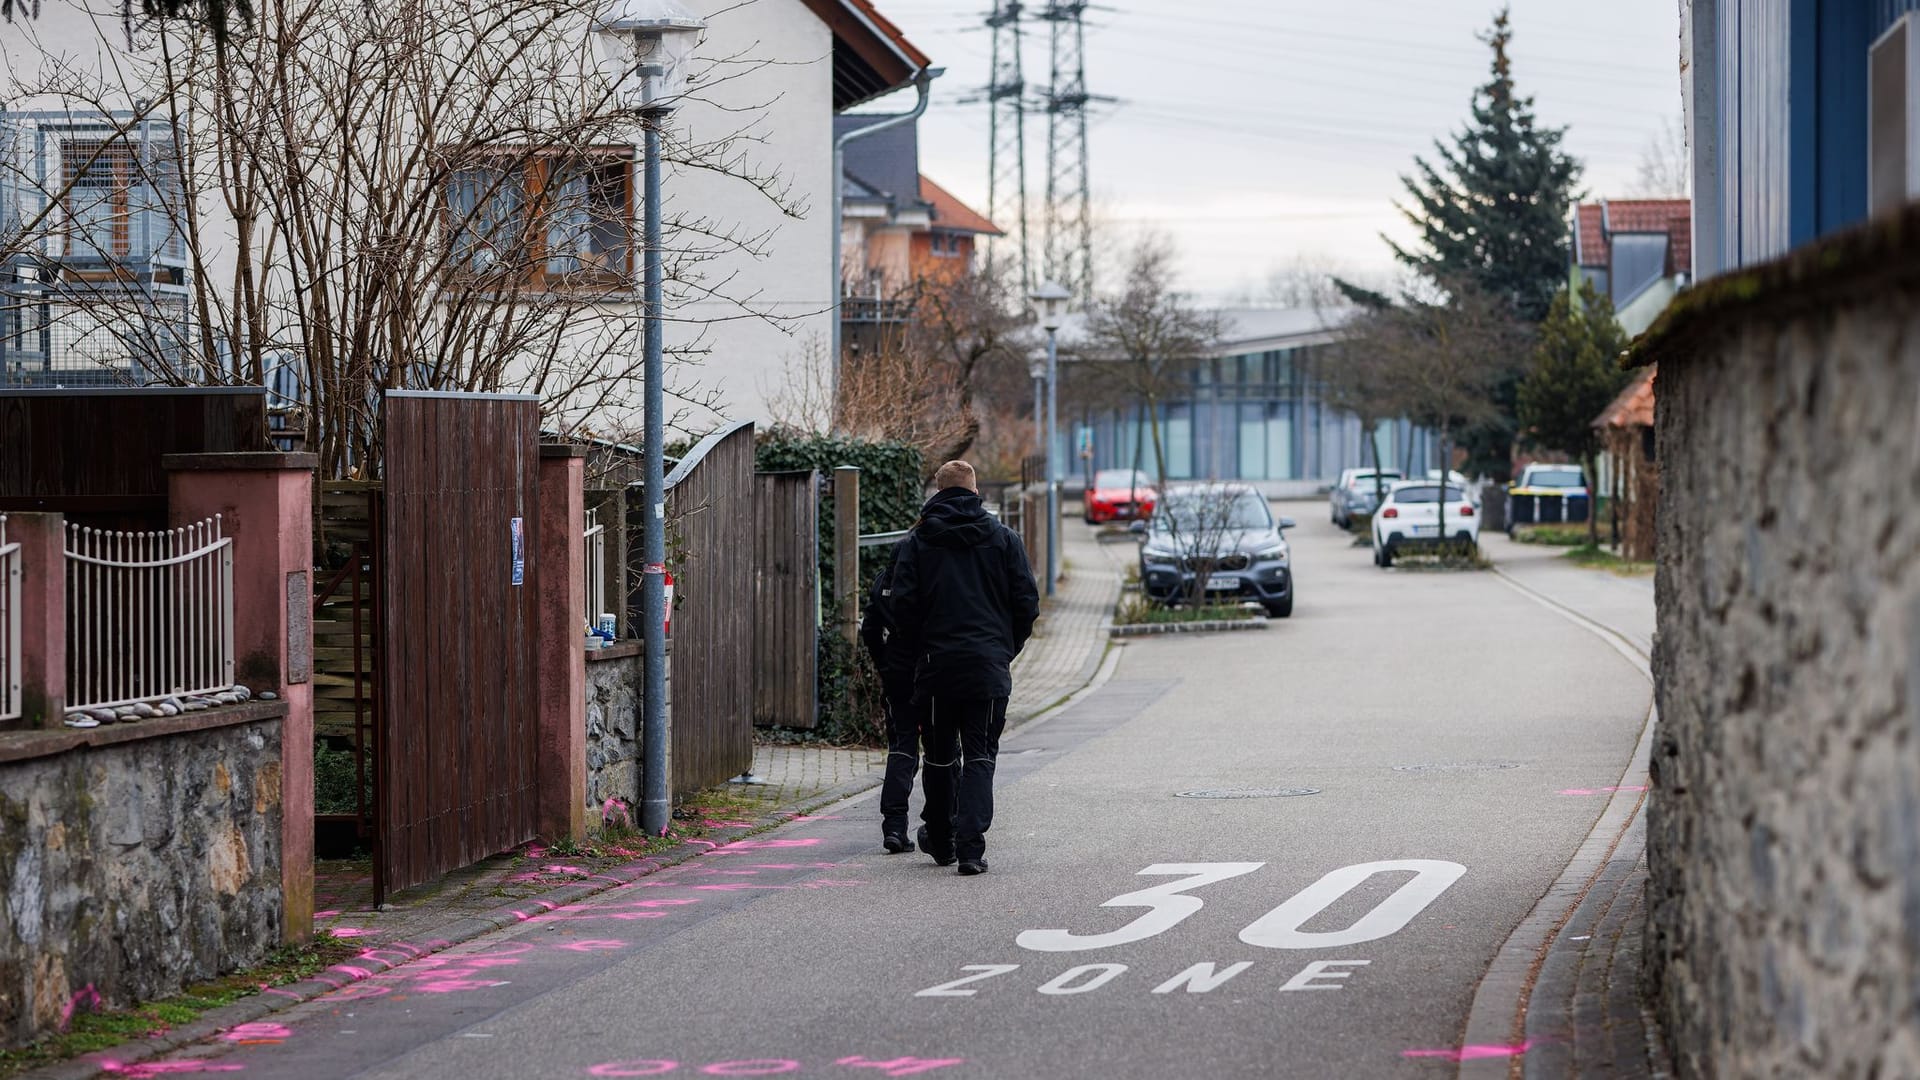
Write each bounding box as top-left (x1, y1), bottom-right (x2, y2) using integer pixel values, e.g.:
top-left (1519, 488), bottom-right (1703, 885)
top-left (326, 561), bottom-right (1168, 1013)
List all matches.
top-left (584, 506), bottom-right (606, 628)
top-left (1, 516), bottom-right (20, 723)
top-left (64, 516), bottom-right (234, 712)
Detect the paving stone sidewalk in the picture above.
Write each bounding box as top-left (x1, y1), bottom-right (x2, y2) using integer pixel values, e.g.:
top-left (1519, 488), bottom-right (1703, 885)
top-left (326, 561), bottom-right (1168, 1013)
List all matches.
top-left (1482, 537), bottom-right (1672, 1079)
top-left (733, 515), bottom-right (1126, 812)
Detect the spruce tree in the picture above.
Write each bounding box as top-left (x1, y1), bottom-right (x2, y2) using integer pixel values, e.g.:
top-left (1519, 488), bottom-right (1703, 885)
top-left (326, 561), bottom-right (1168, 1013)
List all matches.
top-left (1390, 7), bottom-right (1582, 479)
top-left (1516, 281), bottom-right (1631, 546)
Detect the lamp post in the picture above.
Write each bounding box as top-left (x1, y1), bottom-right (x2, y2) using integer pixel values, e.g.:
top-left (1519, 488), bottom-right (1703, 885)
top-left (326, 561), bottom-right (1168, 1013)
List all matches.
top-left (1030, 280), bottom-right (1070, 598)
top-left (595, 0), bottom-right (704, 839)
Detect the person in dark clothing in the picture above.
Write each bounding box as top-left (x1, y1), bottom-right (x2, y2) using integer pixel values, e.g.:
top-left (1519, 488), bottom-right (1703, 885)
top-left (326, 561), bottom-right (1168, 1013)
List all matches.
top-left (860, 555), bottom-right (922, 854)
top-left (887, 460), bottom-right (1041, 876)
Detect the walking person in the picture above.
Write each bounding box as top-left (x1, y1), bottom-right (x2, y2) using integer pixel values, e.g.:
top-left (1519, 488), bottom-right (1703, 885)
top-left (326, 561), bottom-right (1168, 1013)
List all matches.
top-left (887, 460), bottom-right (1040, 875)
top-left (860, 552), bottom-right (922, 854)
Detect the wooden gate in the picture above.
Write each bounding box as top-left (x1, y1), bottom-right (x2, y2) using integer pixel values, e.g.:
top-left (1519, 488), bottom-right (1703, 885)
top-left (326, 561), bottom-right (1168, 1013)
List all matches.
top-left (752, 470), bottom-right (818, 728)
top-left (661, 420), bottom-right (755, 792)
top-left (379, 391), bottom-right (542, 897)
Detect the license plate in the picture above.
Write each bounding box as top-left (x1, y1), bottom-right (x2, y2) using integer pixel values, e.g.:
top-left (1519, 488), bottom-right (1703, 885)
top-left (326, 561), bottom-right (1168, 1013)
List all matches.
top-left (1411, 525), bottom-right (1439, 537)
top-left (1205, 574), bottom-right (1240, 591)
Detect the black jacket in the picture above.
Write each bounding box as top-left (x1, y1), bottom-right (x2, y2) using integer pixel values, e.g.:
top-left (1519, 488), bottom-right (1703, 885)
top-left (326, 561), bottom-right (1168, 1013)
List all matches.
top-left (889, 487), bottom-right (1041, 701)
top-left (859, 558), bottom-right (916, 700)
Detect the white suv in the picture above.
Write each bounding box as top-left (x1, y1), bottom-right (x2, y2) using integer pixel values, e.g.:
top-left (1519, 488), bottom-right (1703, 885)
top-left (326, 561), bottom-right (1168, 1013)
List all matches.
top-left (1371, 480), bottom-right (1479, 567)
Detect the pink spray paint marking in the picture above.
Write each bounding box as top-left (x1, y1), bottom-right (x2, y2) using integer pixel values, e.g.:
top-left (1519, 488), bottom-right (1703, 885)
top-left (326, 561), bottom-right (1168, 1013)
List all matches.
top-left (220, 1023), bottom-right (292, 1044)
top-left (706, 839), bottom-right (823, 855)
top-left (60, 984), bottom-right (102, 1030)
top-left (98, 1061), bottom-right (245, 1077)
top-left (835, 1058), bottom-right (967, 1077)
top-left (700, 1062), bottom-right (801, 1077)
top-left (1401, 1040), bottom-right (1536, 1062)
top-left (312, 910), bottom-right (342, 919)
top-left (327, 928), bottom-right (372, 938)
top-left (417, 979), bottom-right (510, 994)
top-left (321, 983), bottom-right (391, 1002)
top-left (589, 1062), bottom-right (679, 1077)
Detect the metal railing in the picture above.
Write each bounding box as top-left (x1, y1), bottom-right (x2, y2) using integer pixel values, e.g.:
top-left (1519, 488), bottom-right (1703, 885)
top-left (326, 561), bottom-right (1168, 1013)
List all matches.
top-left (583, 506), bottom-right (606, 628)
top-left (64, 515), bottom-right (234, 712)
top-left (0, 516), bottom-right (20, 723)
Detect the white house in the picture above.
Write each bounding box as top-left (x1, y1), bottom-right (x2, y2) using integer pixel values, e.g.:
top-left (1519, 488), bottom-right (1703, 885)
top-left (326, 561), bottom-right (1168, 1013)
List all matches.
top-left (0, 0), bottom-right (932, 436)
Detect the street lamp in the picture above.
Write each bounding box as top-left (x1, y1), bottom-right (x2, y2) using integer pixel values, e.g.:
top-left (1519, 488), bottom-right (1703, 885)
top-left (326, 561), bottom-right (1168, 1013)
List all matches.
top-left (595, 0), bottom-right (705, 839)
top-left (1030, 280), bottom-right (1071, 598)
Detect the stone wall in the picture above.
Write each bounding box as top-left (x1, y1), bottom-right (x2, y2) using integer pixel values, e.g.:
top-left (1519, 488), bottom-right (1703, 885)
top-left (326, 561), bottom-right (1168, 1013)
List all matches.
top-left (586, 646), bottom-right (641, 817)
top-left (0, 707), bottom-right (287, 1048)
top-left (1640, 215), bottom-right (1920, 1076)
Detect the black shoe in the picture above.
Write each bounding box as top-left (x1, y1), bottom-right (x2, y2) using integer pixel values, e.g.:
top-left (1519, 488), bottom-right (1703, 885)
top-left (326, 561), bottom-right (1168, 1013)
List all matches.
top-left (957, 858), bottom-right (989, 876)
top-left (882, 831), bottom-right (913, 854)
top-left (917, 826), bottom-right (956, 866)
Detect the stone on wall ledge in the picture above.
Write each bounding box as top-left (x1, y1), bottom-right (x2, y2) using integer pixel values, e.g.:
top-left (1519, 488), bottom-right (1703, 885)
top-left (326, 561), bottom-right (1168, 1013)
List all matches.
top-left (1627, 200), bottom-right (1920, 371)
top-left (0, 700), bottom-right (289, 764)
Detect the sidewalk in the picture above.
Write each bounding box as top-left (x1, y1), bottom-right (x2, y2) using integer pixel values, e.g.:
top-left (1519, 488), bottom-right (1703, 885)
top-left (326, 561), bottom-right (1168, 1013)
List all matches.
top-left (733, 513), bottom-right (1124, 809)
top-left (1475, 536), bottom-right (1670, 1079)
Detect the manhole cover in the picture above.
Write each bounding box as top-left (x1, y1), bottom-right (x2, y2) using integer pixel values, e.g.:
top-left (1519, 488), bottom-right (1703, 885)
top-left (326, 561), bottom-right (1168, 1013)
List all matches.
top-left (1392, 761), bottom-right (1524, 773)
top-left (1175, 787), bottom-right (1320, 799)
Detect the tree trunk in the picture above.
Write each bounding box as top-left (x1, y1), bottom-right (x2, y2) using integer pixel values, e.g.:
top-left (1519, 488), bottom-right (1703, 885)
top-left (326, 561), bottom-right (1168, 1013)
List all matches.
top-left (1584, 449), bottom-right (1602, 549)
top-left (1367, 422), bottom-right (1387, 509)
top-left (1437, 425), bottom-right (1450, 551)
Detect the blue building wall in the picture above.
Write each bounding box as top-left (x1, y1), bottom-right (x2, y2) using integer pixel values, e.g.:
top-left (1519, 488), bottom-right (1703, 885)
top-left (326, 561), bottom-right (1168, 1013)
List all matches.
top-left (1708, 0), bottom-right (1919, 272)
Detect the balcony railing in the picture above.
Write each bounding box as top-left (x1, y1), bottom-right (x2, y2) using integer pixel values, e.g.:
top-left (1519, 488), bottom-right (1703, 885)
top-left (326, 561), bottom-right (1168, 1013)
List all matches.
top-left (0, 278), bottom-right (190, 386)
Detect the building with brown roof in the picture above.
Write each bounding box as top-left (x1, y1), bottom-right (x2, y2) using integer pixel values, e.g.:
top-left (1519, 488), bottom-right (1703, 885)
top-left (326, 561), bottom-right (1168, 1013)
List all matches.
top-left (1572, 198), bottom-right (1692, 336)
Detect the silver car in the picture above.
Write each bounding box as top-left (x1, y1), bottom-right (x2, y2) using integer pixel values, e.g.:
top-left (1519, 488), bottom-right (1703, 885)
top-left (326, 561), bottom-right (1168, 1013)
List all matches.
top-left (1330, 467), bottom-right (1403, 528)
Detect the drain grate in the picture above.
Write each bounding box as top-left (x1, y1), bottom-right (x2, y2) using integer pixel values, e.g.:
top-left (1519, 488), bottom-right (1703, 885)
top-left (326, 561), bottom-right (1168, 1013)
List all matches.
top-left (1392, 761), bottom-right (1523, 773)
top-left (1175, 787), bottom-right (1320, 799)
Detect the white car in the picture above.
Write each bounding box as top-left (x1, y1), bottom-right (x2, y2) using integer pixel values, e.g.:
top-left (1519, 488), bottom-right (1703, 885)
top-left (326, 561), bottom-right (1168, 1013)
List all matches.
top-left (1371, 479), bottom-right (1480, 567)
top-left (1423, 469), bottom-right (1481, 506)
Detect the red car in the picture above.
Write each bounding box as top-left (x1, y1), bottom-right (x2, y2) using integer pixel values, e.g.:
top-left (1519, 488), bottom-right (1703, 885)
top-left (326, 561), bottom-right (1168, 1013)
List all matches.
top-left (1083, 469), bottom-right (1158, 524)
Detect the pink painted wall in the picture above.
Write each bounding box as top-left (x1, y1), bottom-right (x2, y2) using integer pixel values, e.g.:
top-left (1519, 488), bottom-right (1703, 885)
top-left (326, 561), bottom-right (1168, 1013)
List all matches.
top-left (165, 452), bottom-right (318, 943)
top-left (8, 512), bottom-right (65, 728)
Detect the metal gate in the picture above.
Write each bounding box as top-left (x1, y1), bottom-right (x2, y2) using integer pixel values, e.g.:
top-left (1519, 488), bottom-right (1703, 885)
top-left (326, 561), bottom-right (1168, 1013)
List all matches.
top-left (379, 391), bottom-right (542, 897)
top-left (752, 470), bottom-right (818, 728)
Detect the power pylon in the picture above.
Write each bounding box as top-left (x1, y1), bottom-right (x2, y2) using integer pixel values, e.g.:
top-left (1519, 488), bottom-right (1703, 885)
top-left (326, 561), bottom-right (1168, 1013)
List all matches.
top-left (1041, 0), bottom-right (1093, 305)
top-left (985, 0), bottom-right (1031, 294)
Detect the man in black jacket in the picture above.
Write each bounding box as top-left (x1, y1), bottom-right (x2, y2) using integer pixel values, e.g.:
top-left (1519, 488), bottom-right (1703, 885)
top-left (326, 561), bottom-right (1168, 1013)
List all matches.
top-left (860, 557), bottom-right (921, 854)
top-left (888, 460), bottom-right (1041, 875)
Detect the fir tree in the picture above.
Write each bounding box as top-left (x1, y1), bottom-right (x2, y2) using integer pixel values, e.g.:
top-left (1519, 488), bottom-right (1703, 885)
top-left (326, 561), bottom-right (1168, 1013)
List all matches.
top-left (1390, 7), bottom-right (1582, 480)
top-left (1516, 281), bottom-right (1632, 547)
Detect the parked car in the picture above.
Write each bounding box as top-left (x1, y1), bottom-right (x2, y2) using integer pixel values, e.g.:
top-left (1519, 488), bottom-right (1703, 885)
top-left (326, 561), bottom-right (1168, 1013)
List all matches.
top-left (1371, 480), bottom-right (1479, 567)
top-left (1329, 467), bottom-right (1403, 527)
top-left (1084, 468), bottom-right (1158, 524)
top-left (1504, 462), bottom-right (1590, 537)
top-left (1424, 469), bottom-right (1481, 505)
top-left (1132, 483), bottom-right (1296, 617)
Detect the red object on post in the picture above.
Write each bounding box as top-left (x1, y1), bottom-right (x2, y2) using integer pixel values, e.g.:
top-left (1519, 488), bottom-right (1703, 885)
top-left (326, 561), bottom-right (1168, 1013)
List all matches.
top-left (663, 571), bottom-right (674, 636)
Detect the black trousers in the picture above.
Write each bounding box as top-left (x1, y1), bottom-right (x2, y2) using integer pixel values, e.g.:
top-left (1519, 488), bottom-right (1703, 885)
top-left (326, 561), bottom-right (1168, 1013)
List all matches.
top-left (920, 695), bottom-right (1009, 860)
top-left (880, 687), bottom-right (923, 833)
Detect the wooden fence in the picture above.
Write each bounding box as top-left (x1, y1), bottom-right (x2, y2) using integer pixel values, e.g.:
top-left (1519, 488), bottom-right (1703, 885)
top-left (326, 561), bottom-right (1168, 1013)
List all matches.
top-left (659, 420), bottom-right (755, 793)
top-left (752, 470), bottom-right (818, 729)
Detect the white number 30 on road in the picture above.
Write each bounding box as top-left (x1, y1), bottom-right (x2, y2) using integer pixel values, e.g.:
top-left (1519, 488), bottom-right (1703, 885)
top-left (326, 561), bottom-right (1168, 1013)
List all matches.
top-left (1015, 860), bottom-right (1465, 953)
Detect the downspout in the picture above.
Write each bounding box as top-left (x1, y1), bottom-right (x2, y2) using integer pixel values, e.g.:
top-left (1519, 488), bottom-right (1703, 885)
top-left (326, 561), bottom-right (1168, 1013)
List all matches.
top-left (829, 66), bottom-right (942, 416)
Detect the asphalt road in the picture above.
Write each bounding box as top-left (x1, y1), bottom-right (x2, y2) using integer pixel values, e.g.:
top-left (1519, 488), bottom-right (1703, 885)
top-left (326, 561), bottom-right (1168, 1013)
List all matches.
top-left (140, 506), bottom-right (1652, 1080)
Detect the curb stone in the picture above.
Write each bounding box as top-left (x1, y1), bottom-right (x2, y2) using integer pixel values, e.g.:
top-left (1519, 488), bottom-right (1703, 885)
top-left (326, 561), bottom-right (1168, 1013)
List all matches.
top-left (1107, 618), bottom-right (1268, 637)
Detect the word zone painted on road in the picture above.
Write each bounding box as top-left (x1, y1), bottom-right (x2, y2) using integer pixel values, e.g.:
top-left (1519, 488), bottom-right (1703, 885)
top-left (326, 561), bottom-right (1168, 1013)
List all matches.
top-left (916, 860), bottom-right (1464, 998)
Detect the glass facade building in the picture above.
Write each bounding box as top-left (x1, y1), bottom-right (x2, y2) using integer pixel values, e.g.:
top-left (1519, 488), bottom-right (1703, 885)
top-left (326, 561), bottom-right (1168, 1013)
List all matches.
top-left (1062, 330), bottom-right (1440, 490)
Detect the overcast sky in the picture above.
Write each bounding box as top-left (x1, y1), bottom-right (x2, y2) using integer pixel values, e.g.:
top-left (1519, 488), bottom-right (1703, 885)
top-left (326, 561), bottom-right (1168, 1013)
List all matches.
top-left (858, 0), bottom-right (1684, 301)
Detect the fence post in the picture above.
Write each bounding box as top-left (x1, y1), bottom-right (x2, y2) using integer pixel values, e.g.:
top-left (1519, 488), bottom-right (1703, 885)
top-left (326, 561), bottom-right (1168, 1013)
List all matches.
top-left (537, 445), bottom-right (589, 845)
top-left (11, 512), bottom-right (65, 729)
top-left (834, 466), bottom-right (860, 646)
top-left (164, 451), bottom-right (318, 944)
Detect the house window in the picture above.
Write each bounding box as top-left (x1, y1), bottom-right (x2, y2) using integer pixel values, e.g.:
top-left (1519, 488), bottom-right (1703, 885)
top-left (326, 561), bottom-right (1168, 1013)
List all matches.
top-left (930, 230), bottom-right (964, 258)
top-left (59, 136), bottom-right (179, 265)
top-left (446, 151), bottom-right (633, 285)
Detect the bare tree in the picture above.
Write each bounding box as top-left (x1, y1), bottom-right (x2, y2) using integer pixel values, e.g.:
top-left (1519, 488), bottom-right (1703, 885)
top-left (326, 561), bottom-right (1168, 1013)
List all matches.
top-left (1630, 115), bottom-right (1689, 198)
top-left (1079, 235), bottom-right (1221, 494)
top-left (2, 0), bottom-right (803, 478)
top-left (1347, 274), bottom-right (1526, 548)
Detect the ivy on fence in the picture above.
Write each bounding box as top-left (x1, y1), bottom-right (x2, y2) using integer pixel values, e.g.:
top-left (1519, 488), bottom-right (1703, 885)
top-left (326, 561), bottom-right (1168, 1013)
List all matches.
top-left (753, 432), bottom-right (923, 602)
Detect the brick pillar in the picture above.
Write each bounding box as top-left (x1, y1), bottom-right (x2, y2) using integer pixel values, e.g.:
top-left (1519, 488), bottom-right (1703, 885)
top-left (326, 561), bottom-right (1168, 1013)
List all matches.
top-left (164, 451), bottom-right (317, 943)
top-left (536, 445), bottom-right (588, 844)
top-left (9, 512), bottom-right (65, 729)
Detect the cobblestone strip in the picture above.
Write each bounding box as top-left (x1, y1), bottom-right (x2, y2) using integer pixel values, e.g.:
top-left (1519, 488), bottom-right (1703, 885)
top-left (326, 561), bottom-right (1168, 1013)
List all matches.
top-left (1008, 524), bottom-right (1127, 722)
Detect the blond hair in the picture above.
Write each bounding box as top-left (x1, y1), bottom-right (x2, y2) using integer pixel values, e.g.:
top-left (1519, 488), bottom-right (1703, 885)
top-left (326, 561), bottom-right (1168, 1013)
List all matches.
top-left (932, 460), bottom-right (978, 492)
